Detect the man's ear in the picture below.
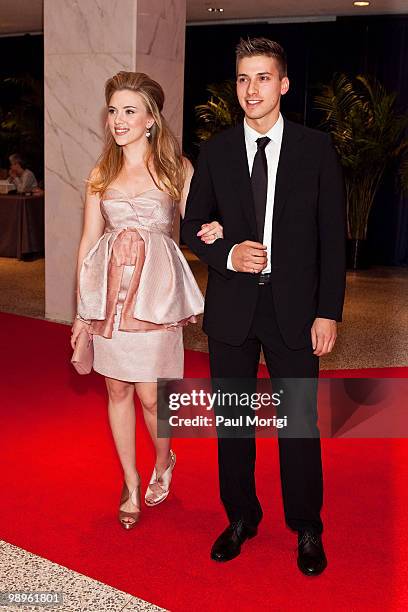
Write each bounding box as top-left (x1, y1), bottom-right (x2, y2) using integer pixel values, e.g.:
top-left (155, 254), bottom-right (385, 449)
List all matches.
top-left (281, 77), bottom-right (290, 96)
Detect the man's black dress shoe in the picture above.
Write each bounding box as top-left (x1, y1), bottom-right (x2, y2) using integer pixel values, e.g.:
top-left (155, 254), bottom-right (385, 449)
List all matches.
top-left (211, 520), bottom-right (258, 562)
top-left (297, 530), bottom-right (327, 576)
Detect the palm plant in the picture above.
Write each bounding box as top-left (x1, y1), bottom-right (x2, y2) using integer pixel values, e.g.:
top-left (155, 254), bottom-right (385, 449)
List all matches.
top-left (315, 73), bottom-right (408, 241)
top-left (195, 80), bottom-right (243, 141)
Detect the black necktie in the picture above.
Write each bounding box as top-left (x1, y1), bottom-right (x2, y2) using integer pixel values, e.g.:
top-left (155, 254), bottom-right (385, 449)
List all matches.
top-left (251, 136), bottom-right (270, 243)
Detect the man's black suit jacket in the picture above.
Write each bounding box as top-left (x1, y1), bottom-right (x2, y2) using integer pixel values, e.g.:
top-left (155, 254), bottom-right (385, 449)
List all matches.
top-left (181, 118), bottom-right (347, 349)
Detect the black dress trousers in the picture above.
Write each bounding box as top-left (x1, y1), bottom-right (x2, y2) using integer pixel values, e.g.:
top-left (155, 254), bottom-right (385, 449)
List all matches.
top-left (208, 283), bottom-right (323, 534)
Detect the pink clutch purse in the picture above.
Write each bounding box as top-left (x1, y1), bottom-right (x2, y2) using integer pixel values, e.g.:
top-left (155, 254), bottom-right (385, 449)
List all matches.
top-left (71, 330), bottom-right (94, 375)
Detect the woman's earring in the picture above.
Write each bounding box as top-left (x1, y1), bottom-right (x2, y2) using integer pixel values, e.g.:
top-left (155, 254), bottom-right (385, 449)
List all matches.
top-left (146, 126), bottom-right (151, 138)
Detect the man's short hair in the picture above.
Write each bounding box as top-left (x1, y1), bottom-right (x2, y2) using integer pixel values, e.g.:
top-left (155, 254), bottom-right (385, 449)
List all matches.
top-left (236, 37), bottom-right (287, 79)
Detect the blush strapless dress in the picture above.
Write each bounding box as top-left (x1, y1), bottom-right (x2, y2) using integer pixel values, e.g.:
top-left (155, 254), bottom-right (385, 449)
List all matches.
top-left (77, 187), bottom-right (204, 382)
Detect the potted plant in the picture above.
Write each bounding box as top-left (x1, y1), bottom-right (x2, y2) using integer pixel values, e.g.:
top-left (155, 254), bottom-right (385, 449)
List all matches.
top-left (194, 80), bottom-right (243, 142)
top-left (315, 73), bottom-right (408, 269)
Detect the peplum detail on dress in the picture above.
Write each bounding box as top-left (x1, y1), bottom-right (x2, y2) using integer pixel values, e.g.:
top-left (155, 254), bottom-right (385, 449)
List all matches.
top-left (78, 188), bottom-right (204, 339)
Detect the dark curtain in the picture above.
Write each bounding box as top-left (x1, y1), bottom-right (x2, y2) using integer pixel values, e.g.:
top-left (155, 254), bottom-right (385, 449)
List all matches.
top-left (364, 17), bottom-right (408, 265)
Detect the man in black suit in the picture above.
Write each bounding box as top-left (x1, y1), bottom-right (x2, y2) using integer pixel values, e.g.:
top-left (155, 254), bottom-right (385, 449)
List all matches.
top-left (181, 37), bottom-right (346, 575)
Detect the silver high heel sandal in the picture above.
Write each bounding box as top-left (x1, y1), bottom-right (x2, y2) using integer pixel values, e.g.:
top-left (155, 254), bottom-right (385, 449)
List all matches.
top-left (145, 450), bottom-right (176, 507)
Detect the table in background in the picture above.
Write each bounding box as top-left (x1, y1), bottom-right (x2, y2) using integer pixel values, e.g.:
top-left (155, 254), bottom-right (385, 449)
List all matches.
top-left (0, 193), bottom-right (44, 259)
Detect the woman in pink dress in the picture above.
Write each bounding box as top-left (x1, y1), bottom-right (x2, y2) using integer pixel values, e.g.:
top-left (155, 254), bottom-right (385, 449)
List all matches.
top-left (71, 72), bottom-right (223, 529)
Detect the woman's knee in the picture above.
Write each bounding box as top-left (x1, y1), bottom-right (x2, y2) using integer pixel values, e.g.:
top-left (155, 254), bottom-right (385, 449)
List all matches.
top-left (139, 394), bottom-right (157, 415)
top-left (135, 383), bottom-right (157, 415)
top-left (106, 378), bottom-right (134, 403)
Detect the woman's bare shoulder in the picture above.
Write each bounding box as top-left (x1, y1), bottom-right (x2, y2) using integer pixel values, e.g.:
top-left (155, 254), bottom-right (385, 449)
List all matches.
top-left (182, 156), bottom-right (194, 178)
top-left (86, 166), bottom-right (103, 196)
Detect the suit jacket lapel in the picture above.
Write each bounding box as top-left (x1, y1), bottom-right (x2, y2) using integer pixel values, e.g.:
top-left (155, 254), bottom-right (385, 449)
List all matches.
top-left (226, 123), bottom-right (258, 237)
top-left (273, 119), bottom-right (304, 225)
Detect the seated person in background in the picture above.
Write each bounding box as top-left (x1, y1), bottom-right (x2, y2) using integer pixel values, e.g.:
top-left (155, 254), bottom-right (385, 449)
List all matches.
top-left (9, 154), bottom-right (38, 193)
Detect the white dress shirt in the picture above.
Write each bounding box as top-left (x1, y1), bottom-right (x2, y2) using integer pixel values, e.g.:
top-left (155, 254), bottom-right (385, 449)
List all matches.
top-left (227, 113), bottom-right (284, 273)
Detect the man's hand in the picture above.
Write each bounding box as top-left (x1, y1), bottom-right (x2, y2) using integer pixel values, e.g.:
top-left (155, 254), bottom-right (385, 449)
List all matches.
top-left (311, 318), bottom-right (337, 356)
top-left (231, 241), bottom-right (267, 273)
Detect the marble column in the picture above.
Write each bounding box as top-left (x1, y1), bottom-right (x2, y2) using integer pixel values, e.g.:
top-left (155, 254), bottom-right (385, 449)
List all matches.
top-left (44, 0), bottom-right (186, 323)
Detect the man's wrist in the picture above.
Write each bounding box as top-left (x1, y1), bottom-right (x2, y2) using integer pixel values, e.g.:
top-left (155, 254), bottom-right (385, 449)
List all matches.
top-left (227, 244), bottom-right (238, 271)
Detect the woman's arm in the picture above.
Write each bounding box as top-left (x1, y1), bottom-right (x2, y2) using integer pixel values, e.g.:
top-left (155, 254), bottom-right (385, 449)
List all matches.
top-left (179, 156), bottom-right (223, 243)
top-left (71, 169), bottom-right (105, 347)
top-left (178, 157), bottom-right (194, 220)
top-left (181, 144), bottom-right (233, 278)
top-left (77, 170), bottom-right (105, 287)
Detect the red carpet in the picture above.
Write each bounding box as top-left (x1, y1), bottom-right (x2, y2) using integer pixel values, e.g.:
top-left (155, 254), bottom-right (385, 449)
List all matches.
top-left (1, 312), bottom-right (407, 611)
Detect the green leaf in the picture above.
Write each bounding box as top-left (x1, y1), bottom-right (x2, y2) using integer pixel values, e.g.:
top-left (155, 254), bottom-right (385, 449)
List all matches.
top-left (314, 73), bottom-right (408, 239)
top-left (194, 80), bottom-right (243, 141)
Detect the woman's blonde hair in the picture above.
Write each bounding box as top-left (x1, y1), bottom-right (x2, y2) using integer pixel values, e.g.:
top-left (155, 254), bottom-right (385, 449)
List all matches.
top-left (90, 71), bottom-right (185, 201)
